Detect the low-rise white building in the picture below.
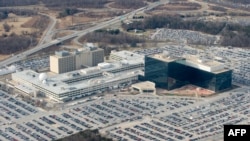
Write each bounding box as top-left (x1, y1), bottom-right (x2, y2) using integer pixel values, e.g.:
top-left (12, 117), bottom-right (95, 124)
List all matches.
top-left (110, 50), bottom-right (144, 62)
top-left (12, 58), bottom-right (144, 102)
top-left (131, 81), bottom-right (156, 94)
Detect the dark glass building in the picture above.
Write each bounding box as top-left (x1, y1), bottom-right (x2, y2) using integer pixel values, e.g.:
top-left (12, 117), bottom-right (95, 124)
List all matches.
top-left (140, 54), bottom-right (232, 92)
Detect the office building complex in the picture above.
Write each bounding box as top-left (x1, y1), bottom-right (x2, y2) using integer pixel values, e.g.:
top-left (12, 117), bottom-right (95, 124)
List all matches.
top-left (50, 51), bottom-right (76, 74)
top-left (12, 50), bottom-right (232, 102)
top-left (50, 47), bottom-right (104, 74)
top-left (75, 47), bottom-right (104, 68)
top-left (141, 51), bottom-right (232, 92)
top-left (13, 54), bottom-right (144, 102)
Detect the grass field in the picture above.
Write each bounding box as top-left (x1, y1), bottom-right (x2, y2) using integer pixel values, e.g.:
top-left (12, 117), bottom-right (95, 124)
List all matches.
top-left (0, 13), bottom-right (36, 35)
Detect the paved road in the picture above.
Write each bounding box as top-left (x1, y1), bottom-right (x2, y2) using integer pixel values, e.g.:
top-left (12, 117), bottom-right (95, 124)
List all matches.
top-left (0, 0), bottom-right (169, 67)
top-left (37, 13), bottom-right (57, 45)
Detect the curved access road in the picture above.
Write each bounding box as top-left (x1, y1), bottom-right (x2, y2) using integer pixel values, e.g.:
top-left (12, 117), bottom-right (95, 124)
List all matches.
top-left (0, 0), bottom-right (169, 67)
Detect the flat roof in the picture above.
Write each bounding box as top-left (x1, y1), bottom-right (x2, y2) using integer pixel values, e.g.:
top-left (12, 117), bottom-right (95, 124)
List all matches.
top-left (12, 60), bottom-right (144, 95)
top-left (52, 59), bottom-right (143, 81)
top-left (184, 56), bottom-right (230, 73)
top-left (110, 50), bottom-right (144, 60)
top-left (15, 84), bottom-right (37, 94)
top-left (132, 81), bottom-right (155, 89)
top-left (186, 56), bottom-right (222, 67)
top-left (54, 50), bottom-right (70, 57)
top-left (149, 53), bottom-right (230, 73)
top-left (150, 53), bottom-right (183, 62)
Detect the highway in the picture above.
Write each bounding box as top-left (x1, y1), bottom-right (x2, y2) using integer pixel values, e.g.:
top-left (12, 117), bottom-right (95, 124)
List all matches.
top-left (0, 0), bottom-right (169, 67)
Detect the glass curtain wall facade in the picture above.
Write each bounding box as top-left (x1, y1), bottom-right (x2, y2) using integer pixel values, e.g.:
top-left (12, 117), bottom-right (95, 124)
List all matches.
top-left (141, 56), bottom-right (232, 92)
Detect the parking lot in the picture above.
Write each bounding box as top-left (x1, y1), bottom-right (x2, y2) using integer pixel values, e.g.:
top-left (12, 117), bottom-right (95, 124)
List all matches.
top-left (0, 87), bottom-right (250, 141)
top-left (0, 91), bottom-right (38, 123)
top-left (209, 46), bottom-right (250, 86)
top-left (152, 28), bottom-right (219, 45)
top-left (102, 88), bottom-right (250, 141)
top-left (0, 93), bottom-right (198, 141)
top-left (13, 56), bottom-right (49, 71)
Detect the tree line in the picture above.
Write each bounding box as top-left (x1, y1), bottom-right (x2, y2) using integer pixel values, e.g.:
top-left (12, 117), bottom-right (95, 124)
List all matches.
top-left (0, 0), bottom-right (39, 7)
top-left (0, 0), bottom-right (109, 8)
top-left (220, 24), bottom-right (250, 47)
top-left (0, 11), bottom-right (8, 20)
top-left (113, 0), bottom-right (146, 9)
top-left (0, 33), bottom-right (36, 54)
top-left (41, 0), bottom-right (108, 8)
top-left (0, 9), bottom-right (37, 21)
top-left (58, 8), bottom-right (79, 18)
top-left (146, 0), bottom-right (159, 2)
top-left (0, 0), bottom-right (150, 9)
top-left (0, 9), bottom-right (37, 17)
top-left (225, 0), bottom-right (250, 4)
top-left (205, 0), bottom-right (250, 10)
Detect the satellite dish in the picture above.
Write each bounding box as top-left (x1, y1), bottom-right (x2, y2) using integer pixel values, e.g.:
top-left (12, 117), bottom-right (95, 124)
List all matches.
top-left (39, 73), bottom-right (47, 81)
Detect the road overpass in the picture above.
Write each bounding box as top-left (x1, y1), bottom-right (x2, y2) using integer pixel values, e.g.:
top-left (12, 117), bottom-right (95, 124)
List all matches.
top-left (0, 0), bottom-right (169, 67)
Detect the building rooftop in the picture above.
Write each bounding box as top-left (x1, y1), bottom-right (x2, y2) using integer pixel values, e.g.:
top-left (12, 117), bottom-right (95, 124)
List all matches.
top-left (150, 51), bottom-right (183, 62)
top-left (132, 81), bottom-right (155, 90)
top-left (55, 50), bottom-right (70, 57)
top-left (183, 55), bottom-right (228, 73)
top-left (52, 46), bottom-right (104, 58)
top-left (12, 60), bottom-right (144, 95)
top-left (149, 51), bottom-right (230, 73)
top-left (110, 50), bottom-right (144, 61)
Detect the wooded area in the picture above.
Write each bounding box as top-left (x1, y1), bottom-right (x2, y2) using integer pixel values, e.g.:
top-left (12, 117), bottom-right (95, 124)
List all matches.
top-left (41, 0), bottom-right (108, 8)
top-left (0, 33), bottom-right (36, 54)
top-left (146, 0), bottom-right (159, 2)
top-left (225, 0), bottom-right (250, 4)
top-left (0, 0), bottom-right (39, 7)
top-left (113, 0), bottom-right (146, 9)
top-left (0, 0), bottom-right (110, 8)
top-left (58, 8), bottom-right (79, 18)
top-left (0, 9), bottom-right (37, 17)
top-left (220, 24), bottom-right (250, 47)
top-left (0, 9), bottom-right (37, 21)
top-left (0, 11), bottom-right (8, 20)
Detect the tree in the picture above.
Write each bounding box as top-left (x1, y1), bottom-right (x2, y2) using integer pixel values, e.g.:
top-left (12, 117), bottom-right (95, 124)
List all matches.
top-left (3, 23), bottom-right (11, 32)
top-left (130, 42), bottom-right (137, 47)
top-left (0, 11), bottom-right (8, 20)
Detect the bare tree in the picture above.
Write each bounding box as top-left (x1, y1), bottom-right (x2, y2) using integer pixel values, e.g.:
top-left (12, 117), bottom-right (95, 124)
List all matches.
top-left (3, 22), bottom-right (11, 32)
